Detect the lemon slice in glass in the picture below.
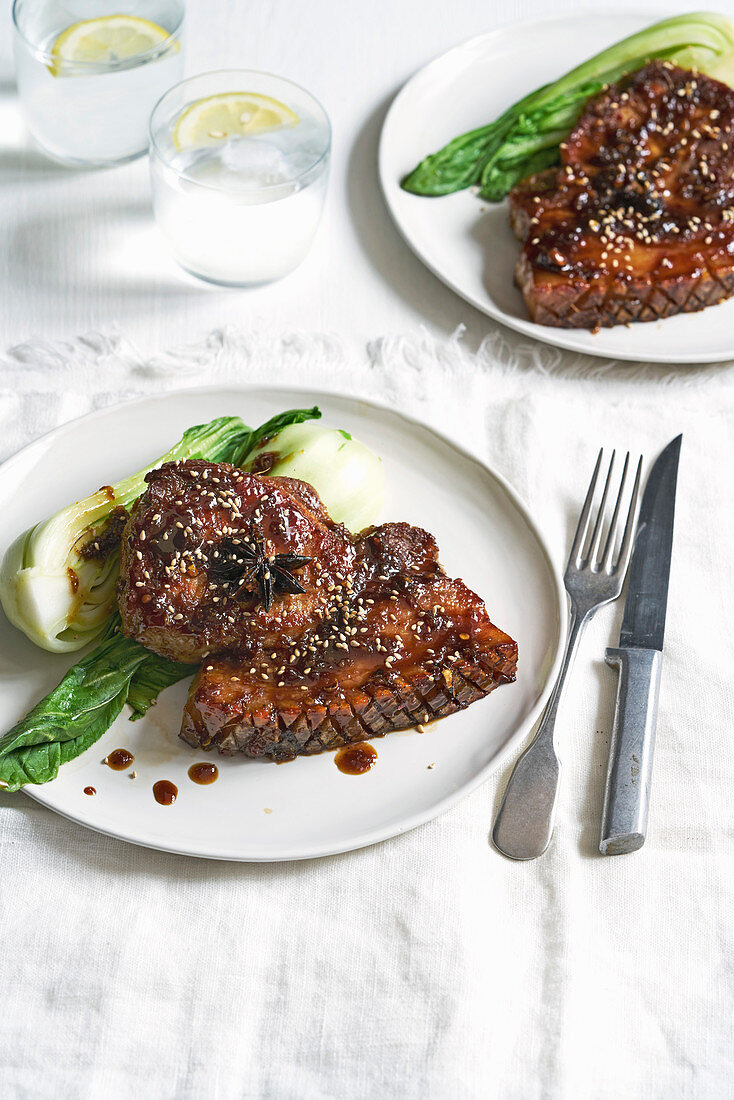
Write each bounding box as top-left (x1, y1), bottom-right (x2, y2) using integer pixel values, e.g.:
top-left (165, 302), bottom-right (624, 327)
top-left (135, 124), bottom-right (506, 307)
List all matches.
top-left (173, 93), bottom-right (299, 152)
top-left (49, 15), bottom-right (173, 76)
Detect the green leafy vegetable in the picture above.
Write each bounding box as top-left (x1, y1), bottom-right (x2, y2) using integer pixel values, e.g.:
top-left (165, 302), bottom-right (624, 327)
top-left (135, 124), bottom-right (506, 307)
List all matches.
top-left (401, 12), bottom-right (734, 201)
top-left (0, 614), bottom-right (195, 790)
top-left (0, 619), bottom-right (151, 791)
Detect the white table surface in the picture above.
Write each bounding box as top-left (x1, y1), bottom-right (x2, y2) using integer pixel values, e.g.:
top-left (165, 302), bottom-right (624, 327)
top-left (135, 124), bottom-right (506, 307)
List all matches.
top-left (1, 3), bottom-right (733, 1099)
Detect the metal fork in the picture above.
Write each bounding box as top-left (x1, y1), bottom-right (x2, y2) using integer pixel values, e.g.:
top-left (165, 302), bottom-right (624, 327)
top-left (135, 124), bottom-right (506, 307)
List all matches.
top-left (492, 449), bottom-right (643, 861)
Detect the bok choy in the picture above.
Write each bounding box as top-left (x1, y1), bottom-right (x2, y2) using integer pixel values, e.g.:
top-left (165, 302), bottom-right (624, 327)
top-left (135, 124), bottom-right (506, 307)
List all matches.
top-left (0, 615), bottom-right (194, 791)
top-left (401, 12), bottom-right (734, 201)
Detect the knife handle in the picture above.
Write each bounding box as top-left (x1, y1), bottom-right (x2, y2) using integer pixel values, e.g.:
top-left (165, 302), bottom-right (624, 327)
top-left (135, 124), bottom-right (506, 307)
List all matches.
top-left (600, 647), bottom-right (662, 856)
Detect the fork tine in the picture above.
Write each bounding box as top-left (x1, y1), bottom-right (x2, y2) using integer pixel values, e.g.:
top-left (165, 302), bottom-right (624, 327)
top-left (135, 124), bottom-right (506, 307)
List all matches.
top-left (568, 448), bottom-right (603, 568)
top-left (600, 452), bottom-right (630, 571)
top-left (587, 450), bottom-right (616, 568)
top-left (613, 455), bottom-right (643, 574)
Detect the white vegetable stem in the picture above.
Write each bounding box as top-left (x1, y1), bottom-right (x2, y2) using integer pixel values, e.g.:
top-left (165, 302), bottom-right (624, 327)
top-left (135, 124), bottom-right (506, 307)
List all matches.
top-left (245, 424), bottom-right (386, 534)
top-left (1, 492), bottom-right (123, 653)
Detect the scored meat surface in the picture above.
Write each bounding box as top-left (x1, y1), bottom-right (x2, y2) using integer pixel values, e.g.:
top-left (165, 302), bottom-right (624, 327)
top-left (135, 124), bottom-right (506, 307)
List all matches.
top-left (181, 522), bottom-right (518, 761)
top-left (509, 62), bottom-right (734, 330)
top-left (118, 460), bottom-right (355, 663)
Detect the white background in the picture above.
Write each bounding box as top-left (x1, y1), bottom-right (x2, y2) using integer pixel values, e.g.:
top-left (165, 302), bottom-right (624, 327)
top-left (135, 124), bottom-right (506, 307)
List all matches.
top-left (0, 3), bottom-right (733, 1099)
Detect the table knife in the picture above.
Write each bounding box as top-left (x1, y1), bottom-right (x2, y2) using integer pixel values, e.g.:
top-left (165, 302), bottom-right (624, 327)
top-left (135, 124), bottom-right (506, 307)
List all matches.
top-left (600, 434), bottom-right (681, 856)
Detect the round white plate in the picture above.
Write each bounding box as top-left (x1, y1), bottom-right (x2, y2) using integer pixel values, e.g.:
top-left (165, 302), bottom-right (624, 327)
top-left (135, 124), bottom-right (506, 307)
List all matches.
top-left (379, 11), bottom-right (734, 364)
top-left (0, 387), bottom-right (565, 860)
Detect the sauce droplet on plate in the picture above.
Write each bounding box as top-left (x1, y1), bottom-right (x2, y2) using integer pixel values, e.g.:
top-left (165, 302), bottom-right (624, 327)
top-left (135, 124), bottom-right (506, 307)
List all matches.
top-left (104, 748), bottom-right (134, 771)
top-left (83, 786), bottom-right (96, 796)
top-left (153, 780), bottom-right (178, 805)
top-left (334, 742), bottom-right (377, 775)
top-left (188, 762), bottom-right (219, 785)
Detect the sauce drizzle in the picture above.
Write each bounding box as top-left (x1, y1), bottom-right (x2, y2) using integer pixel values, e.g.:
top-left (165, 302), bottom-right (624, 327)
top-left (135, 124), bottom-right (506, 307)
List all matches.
top-left (153, 780), bottom-right (178, 805)
top-left (334, 742), bottom-right (378, 775)
top-left (83, 786), bottom-right (96, 796)
top-left (188, 762), bottom-right (219, 785)
top-left (104, 748), bottom-right (134, 771)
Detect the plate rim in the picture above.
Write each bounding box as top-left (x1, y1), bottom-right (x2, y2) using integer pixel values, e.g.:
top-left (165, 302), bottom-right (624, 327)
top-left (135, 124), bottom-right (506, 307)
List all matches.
top-left (378, 9), bottom-right (734, 365)
top-left (1, 382), bottom-right (567, 860)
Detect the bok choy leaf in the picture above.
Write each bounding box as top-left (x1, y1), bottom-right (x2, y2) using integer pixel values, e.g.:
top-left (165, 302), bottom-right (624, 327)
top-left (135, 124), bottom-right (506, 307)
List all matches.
top-left (0, 619), bottom-right (148, 791)
top-left (0, 616), bottom-right (194, 791)
top-left (127, 651), bottom-right (196, 721)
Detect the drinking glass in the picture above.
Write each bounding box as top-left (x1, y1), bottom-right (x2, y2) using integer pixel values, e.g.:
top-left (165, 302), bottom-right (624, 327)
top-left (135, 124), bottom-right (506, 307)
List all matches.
top-left (12, 0), bottom-right (185, 167)
top-left (149, 70), bottom-right (331, 286)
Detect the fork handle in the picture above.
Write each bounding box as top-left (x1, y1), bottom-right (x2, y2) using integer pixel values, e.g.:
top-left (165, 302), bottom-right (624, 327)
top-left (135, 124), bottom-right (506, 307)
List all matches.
top-left (492, 605), bottom-right (585, 860)
top-left (600, 647), bottom-right (662, 856)
top-left (491, 722), bottom-right (561, 860)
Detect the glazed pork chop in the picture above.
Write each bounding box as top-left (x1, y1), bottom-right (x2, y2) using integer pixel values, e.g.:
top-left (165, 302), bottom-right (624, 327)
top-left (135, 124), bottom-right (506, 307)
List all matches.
top-left (509, 62), bottom-right (734, 330)
top-left (181, 522), bottom-right (518, 761)
top-left (118, 460), bottom-right (355, 663)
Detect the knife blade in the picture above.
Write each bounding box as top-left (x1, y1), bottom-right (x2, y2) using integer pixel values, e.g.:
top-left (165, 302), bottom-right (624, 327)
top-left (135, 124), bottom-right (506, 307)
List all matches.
top-left (599, 434), bottom-right (681, 856)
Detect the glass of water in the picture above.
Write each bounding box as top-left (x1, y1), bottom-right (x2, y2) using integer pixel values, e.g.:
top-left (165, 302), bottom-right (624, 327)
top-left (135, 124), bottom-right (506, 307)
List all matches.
top-left (12, 0), bottom-right (185, 167)
top-left (149, 70), bottom-right (331, 285)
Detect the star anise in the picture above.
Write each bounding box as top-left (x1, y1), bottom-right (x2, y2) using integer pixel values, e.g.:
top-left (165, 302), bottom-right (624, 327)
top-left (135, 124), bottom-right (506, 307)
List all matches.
top-left (211, 528), bottom-right (311, 612)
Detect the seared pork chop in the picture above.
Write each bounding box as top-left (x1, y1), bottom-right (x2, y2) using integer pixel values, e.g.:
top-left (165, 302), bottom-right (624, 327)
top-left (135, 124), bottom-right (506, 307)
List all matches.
top-left (509, 62), bottom-right (734, 330)
top-left (118, 460), bottom-right (355, 663)
top-left (181, 522), bottom-right (518, 761)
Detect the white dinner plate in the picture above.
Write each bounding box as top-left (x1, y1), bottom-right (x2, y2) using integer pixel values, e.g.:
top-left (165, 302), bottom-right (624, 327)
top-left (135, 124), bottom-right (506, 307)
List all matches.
top-left (0, 387), bottom-right (565, 860)
top-left (379, 11), bottom-right (734, 364)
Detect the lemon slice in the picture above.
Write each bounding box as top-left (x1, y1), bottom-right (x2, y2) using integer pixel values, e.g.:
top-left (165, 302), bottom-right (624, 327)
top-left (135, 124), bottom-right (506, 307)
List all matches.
top-left (49, 15), bottom-right (173, 76)
top-left (173, 93), bottom-right (299, 152)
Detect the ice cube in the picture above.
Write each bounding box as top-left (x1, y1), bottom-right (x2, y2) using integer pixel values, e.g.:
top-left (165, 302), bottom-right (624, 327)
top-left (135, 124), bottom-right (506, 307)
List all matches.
top-left (172, 115), bottom-right (329, 196)
top-left (217, 137), bottom-right (290, 183)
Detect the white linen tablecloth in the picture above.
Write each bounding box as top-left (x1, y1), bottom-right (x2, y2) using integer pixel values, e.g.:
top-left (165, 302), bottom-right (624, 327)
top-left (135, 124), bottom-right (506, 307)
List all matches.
top-left (0, 327), bottom-right (732, 1100)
